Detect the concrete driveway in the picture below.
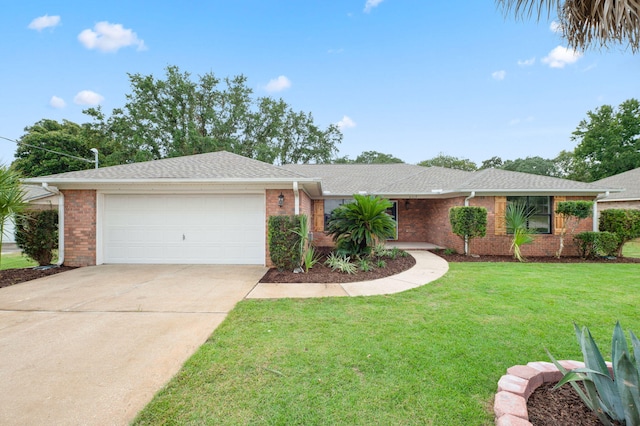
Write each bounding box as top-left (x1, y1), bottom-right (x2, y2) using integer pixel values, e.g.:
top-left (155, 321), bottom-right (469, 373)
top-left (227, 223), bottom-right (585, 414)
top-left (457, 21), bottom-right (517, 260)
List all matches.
top-left (0, 264), bottom-right (266, 426)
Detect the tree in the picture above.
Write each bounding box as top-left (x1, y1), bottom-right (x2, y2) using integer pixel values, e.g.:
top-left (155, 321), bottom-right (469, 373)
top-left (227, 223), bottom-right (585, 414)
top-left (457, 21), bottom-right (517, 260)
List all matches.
top-left (12, 119), bottom-right (100, 177)
top-left (418, 153), bottom-right (477, 171)
top-left (571, 99), bottom-right (640, 181)
top-left (0, 167), bottom-right (26, 267)
top-left (498, 0), bottom-right (640, 52)
top-left (501, 156), bottom-right (559, 177)
top-left (554, 200), bottom-right (593, 258)
top-left (15, 210), bottom-right (59, 266)
top-left (353, 151), bottom-right (404, 164)
top-left (479, 156), bottom-right (503, 169)
top-left (85, 65), bottom-right (341, 165)
top-left (449, 207), bottom-right (487, 256)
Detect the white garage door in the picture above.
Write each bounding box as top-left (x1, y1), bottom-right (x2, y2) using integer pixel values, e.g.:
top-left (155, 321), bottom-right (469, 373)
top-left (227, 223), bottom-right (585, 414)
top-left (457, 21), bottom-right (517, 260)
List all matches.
top-left (103, 194), bottom-right (265, 264)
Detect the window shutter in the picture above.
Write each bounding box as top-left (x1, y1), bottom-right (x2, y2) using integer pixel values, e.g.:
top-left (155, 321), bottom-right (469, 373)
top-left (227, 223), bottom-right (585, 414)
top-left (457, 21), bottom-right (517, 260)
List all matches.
top-left (495, 196), bottom-right (507, 235)
top-left (553, 196), bottom-right (566, 235)
top-left (313, 200), bottom-right (324, 232)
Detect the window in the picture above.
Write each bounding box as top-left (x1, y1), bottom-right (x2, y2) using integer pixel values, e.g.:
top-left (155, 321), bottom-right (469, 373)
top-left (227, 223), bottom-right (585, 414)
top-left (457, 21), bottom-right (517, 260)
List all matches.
top-left (323, 199), bottom-right (353, 229)
top-left (507, 196), bottom-right (552, 234)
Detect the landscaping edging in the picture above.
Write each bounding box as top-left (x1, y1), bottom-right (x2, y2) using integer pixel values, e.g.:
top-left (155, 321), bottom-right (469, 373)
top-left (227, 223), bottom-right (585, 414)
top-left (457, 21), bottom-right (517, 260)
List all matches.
top-left (494, 360), bottom-right (613, 425)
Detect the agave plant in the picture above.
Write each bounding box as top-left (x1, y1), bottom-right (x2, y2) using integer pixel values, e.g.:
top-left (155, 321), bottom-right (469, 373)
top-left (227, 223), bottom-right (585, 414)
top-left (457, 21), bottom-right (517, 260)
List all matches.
top-left (505, 201), bottom-right (536, 262)
top-left (547, 322), bottom-right (640, 425)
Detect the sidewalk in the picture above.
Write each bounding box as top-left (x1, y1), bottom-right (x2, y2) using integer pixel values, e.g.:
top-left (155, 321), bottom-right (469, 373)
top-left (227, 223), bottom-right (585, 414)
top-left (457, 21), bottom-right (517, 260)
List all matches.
top-left (246, 250), bottom-right (449, 299)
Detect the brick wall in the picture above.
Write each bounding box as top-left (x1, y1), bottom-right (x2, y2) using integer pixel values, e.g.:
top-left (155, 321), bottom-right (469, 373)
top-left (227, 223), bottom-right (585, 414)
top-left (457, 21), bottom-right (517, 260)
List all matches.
top-left (62, 190), bottom-right (97, 267)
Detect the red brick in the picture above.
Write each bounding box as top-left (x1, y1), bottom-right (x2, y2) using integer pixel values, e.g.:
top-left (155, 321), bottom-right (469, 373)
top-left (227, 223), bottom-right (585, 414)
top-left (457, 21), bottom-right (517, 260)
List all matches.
top-left (506, 365), bottom-right (544, 398)
top-left (494, 390), bottom-right (528, 420)
top-left (496, 413), bottom-right (533, 426)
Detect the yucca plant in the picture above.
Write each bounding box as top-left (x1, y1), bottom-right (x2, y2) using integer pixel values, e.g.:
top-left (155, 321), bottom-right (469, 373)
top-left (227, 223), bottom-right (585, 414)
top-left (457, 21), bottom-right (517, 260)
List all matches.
top-left (547, 322), bottom-right (640, 425)
top-left (505, 201), bottom-right (536, 262)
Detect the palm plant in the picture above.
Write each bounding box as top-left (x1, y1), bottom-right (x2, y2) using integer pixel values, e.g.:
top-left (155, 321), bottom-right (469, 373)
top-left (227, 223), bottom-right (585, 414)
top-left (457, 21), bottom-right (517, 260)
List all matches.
top-left (505, 201), bottom-right (536, 262)
top-left (0, 167), bottom-right (26, 267)
top-left (498, 0), bottom-right (640, 52)
top-left (326, 194), bottom-right (396, 257)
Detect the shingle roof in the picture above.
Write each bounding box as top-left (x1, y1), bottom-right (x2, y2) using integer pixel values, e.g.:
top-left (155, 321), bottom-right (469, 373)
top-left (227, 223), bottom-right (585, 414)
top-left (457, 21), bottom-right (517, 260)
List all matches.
top-left (593, 168), bottom-right (640, 201)
top-left (454, 168), bottom-right (609, 192)
top-left (29, 151), bottom-right (308, 181)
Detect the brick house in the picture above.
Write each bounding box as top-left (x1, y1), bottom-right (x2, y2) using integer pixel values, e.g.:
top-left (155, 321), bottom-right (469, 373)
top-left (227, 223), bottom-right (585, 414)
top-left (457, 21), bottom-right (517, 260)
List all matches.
top-left (25, 151), bottom-right (619, 267)
top-left (593, 167), bottom-right (640, 211)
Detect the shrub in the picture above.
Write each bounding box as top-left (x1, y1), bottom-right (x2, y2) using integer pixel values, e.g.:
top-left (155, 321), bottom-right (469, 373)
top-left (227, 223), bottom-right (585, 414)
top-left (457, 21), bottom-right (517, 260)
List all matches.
top-left (324, 253), bottom-right (357, 274)
top-left (15, 209), bottom-right (58, 266)
top-left (599, 209), bottom-right (640, 256)
top-left (574, 231), bottom-right (619, 258)
top-left (449, 206), bottom-right (487, 256)
top-left (505, 201), bottom-right (535, 262)
top-left (555, 201), bottom-right (593, 258)
top-left (326, 194), bottom-right (396, 257)
top-left (358, 258), bottom-right (372, 272)
top-left (547, 323), bottom-right (640, 425)
top-left (267, 215), bottom-right (301, 271)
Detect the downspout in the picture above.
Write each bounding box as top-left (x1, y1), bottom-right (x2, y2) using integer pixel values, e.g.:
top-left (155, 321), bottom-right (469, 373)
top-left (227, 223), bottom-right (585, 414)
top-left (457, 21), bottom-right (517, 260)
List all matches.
top-left (593, 191), bottom-right (609, 232)
top-left (464, 191), bottom-right (476, 255)
top-left (293, 181), bottom-right (300, 215)
top-left (41, 183), bottom-right (64, 266)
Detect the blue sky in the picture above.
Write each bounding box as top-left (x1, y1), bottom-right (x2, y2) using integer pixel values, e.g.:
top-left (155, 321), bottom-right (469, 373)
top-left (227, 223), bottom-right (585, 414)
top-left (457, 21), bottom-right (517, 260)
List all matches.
top-left (1, 0), bottom-right (638, 166)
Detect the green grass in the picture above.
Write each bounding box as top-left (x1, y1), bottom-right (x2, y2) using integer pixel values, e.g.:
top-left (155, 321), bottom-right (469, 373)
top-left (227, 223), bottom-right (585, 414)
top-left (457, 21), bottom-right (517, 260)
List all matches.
top-left (0, 252), bottom-right (37, 270)
top-left (134, 263), bottom-right (640, 425)
top-left (623, 238), bottom-right (640, 258)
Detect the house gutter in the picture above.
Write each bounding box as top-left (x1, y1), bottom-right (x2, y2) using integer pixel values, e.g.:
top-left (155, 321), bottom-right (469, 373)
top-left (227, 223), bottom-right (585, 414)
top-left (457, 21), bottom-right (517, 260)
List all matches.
top-left (463, 191), bottom-right (476, 255)
top-left (593, 191), bottom-right (610, 232)
top-left (41, 183), bottom-right (64, 266)
top-left (293, 181), bottom-right (300, 215)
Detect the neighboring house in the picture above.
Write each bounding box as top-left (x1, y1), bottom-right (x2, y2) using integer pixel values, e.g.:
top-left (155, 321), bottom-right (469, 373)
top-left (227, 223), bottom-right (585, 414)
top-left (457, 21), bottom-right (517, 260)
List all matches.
top-left (593, 167), bottom-right (640, 211)
top-left (2, 185), bottom-right (59, 245)
top-left (24, 151), bottom-right (619, 267)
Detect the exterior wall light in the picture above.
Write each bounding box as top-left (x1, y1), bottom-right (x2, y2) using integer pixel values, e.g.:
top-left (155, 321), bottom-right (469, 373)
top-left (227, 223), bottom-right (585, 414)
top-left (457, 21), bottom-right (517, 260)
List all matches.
top-left (278, 192), bottom-right (285, 207)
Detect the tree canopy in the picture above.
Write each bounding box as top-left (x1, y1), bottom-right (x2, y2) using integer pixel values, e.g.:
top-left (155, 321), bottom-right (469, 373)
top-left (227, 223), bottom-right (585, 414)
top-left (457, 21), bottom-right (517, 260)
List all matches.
top-left (501, 156), bottom-right (560, 177)
top-left (418, 153), bottom-right (477, 171)
top-left (12, 119), bottom-right (101, 177)
top-left (85, 65), bottom-right (342, 165)
top-left (334, 151), bottom-right (404, 164)
top-left (498, 0), bottom-right (640, 52)
top-left (571, 98), bottom-right (640, 181)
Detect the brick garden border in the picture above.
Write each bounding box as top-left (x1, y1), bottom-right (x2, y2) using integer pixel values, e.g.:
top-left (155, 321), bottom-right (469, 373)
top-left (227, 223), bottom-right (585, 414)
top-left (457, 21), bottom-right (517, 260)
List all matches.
top-left (494, 360), bottom-right (613, 425)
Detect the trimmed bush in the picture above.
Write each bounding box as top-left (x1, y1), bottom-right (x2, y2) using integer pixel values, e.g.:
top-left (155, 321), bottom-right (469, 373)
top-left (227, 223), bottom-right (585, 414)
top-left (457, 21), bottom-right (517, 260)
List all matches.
top-left (449, 206), bottom-right (487, 255)
top-left (15, 209), bottom-right (58, 266)
top-left (599, 209), bottom-right (640, 256)
top-left (574, 231), bottom-right (619, 259)
top-left (267, 215), bottom-right (302, 271)
top-left (554, 200), bottom-right (593, 258)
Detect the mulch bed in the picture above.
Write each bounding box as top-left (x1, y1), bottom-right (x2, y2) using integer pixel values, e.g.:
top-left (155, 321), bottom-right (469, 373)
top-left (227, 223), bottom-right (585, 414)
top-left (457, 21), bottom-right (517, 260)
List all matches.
top-left (0, 266), bottom-right (76, 289)
top-left (528, 382), bottom-right (622, 426)
top-left (432, 252), bottom-right (640, 264)
top-left (259, 248), bottom-right (416, 283)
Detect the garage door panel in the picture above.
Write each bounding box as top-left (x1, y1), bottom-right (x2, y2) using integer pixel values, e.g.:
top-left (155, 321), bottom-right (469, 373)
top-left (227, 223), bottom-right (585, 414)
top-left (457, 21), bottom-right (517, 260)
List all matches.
top-left (103, 194), bottom-right (265, 264)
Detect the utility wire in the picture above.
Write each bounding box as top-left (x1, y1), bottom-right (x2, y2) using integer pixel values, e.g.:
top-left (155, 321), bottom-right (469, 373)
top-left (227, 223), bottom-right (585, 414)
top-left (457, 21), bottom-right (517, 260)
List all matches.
top-left (0, 135), bottom-right (95, 164)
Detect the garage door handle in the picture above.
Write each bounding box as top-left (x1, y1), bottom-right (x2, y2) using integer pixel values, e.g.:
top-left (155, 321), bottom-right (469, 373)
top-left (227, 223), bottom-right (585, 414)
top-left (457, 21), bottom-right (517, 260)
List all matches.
top-left (183, 234), bottom-right (185, 241)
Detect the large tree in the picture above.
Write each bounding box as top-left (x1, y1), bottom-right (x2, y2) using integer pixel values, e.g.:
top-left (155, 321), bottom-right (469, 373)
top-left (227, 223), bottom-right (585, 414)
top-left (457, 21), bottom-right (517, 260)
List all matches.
top-left (85, 65), bottom-right (341, 165)
top-left (334, 151), bottom-right (404, 164)
top-left (501, 156), bottom-right (559, 177)
top-left (418, 153), bottom-right (477, 171)
top-left (12, 119), bottom-right (101, 177)
top-left (498, 0), bottom-right (640, 52)
top-left (571, 98), bottom-right (640, 181)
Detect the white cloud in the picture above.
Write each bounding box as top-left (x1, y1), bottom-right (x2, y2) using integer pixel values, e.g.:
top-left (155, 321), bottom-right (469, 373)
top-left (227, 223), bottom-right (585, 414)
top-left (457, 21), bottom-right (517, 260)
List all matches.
top-left (74, 90), bottom-right (104, 105)
top-left (492, 70), bottom-right (506, 81)
top-left (364, 0), bottom-right (384, 13)
top-left (517, 57), bottom-right (535, 67)
top-left (28, 15), bottom-right (61, 31)
top-left (78, 21), bottom-right (146, 53)
top-left (542, 46), bottom-right (583, 68)
top-left (509, 116), bottom-right (534, 126)
top-left (264, 75), bottom-right (291, 93)
top-left (550, 21), bottom-right (563, 33)
top-left (49, 96), bottom-right (66, 109)
top-left (336, 115), bottom-right (356, 130)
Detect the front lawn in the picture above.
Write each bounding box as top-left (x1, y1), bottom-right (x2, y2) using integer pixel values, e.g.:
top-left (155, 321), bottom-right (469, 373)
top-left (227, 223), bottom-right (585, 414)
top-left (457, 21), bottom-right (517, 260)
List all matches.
top-left (623, 238), bottom-right (640, 258)
top-left (134, 263), bottom-right (640, 425)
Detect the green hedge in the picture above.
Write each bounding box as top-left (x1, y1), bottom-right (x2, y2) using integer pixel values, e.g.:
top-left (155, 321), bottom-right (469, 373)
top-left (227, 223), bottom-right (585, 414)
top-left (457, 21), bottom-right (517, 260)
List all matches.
top-left (449, 207), bottom-right (487, 255)
top-left (15, 209), bottom-right (59, 266)
top-left (599, 209), bottom-right (640, 256)
top-left (574, 231), bottom-right (619, 259)
top-left (267, 215), bottom-right (302, 271)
